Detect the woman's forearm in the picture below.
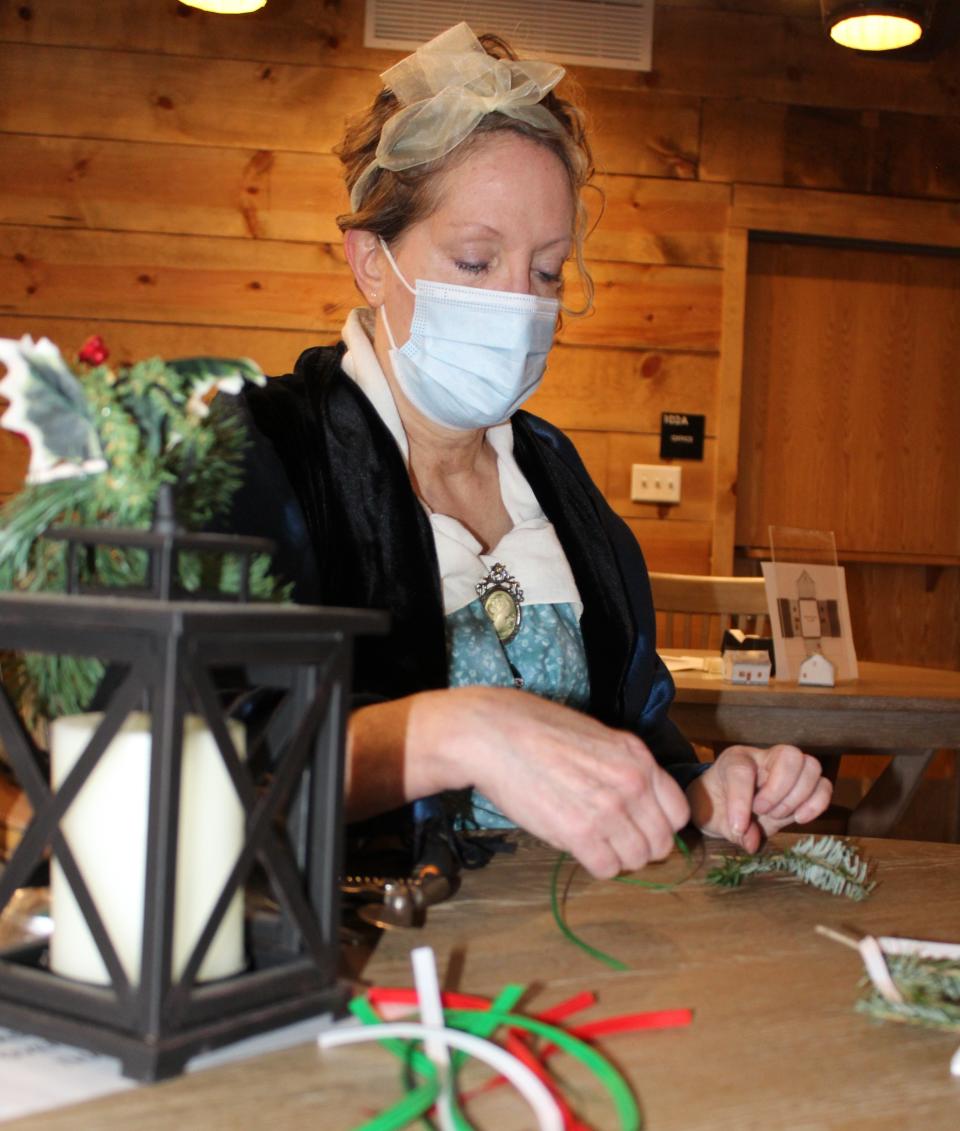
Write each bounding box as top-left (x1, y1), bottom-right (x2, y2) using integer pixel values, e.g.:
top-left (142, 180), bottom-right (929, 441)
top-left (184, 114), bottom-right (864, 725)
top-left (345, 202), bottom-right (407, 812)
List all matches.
top-left (343, 690), bottom-right (470, 821)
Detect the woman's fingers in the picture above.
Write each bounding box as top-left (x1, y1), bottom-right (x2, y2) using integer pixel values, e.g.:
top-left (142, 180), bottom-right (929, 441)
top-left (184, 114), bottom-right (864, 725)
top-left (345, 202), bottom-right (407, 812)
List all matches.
top-left (442, 687), bottom-right (691, 878)
top-left (689, 743), bottom-right (833, 848)
top-left (763, 752), bottom-right (828, 821)
top-left (714, 748), bottom-right (760, 841)
top-left (759, 776), bottom-right (834, 835)
top-left (751, 744), bottom-right (807, 815)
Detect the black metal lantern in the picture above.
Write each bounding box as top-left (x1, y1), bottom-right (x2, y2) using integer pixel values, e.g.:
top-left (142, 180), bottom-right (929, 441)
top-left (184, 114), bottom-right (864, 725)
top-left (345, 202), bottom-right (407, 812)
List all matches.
top-left (0, 502), bottom-right (385, 1080)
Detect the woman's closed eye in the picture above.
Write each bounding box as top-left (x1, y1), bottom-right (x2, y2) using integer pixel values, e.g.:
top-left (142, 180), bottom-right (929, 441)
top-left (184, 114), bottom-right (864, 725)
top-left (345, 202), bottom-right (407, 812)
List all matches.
top-left (453, 258), bottom-right (563, 291)
top-left (455, 260), bottom-right (489, 276)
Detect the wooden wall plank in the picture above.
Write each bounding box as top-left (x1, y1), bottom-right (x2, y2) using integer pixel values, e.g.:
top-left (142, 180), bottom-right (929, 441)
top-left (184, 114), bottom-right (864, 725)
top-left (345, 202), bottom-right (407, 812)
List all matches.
top-left (529, 345), bottom-right (717, 432)
top-left (0, 134), bottom-right (349, 242)
top-left (588, 177), bottom-right (729, 267)
top-left (703, 101), bottom-right (872, 195)
top-left (732, 185), bottom-right (960, 249)
top-left (0, 314), bottom-right (336, 375)
top-left (0, 43), bottom-right (381, 154)
top-left (585, 88), bottom-right (701, 179)
top-left (0, 226), bottom-right (356, 330)
top-left (703, 100), bottom-right (960, 202)
top-left (622, 518), bottom-right (713, 574)
top-left (0, 137), bottom-right (724, 270)
top-left (0, 430), bottom-right (27, 500)
top-left (641, 8), bottom-right (960, 116)
top-left (869, 115), bottom-right (960, 201)
top-left (563, 262), bottom-right (722, 350)
top-left (711, 227), bottom-right (748, 575)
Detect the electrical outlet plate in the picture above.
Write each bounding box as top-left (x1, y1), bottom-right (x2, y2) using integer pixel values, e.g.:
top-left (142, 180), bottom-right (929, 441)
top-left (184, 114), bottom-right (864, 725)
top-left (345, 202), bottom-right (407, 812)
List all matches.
top-left (630, 464), bottom-right (682, 504)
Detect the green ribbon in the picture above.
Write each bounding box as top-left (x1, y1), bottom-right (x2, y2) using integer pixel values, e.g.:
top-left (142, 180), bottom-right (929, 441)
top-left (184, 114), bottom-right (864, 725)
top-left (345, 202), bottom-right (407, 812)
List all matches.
top-left (550, 834), bottom-right (698, 971)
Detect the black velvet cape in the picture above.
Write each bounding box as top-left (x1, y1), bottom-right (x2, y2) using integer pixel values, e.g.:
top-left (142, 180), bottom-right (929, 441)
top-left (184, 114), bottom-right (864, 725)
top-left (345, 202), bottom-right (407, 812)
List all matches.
top-left (226, 344), bottom-right (700, 788)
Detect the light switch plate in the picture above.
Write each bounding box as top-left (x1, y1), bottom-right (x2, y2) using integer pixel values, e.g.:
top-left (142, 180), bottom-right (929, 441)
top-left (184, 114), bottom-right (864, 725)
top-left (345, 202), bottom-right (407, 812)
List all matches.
top-left (630, 464), bottom-right (681, 504)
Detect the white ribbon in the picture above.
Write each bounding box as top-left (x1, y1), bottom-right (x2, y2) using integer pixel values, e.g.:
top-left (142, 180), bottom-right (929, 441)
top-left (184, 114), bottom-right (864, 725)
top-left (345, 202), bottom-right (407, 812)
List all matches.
top-left (350, 22), bottom-right (566, 209)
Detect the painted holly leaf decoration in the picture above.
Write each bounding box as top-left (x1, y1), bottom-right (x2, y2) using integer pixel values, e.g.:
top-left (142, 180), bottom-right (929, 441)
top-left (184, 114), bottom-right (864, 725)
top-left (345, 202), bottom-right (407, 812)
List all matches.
top-left (166, 355), bottom-right (264, 391)
top-left (167, 356), bottom-right (265, 418)
top-left (0, 335), bottom-right (106, 484)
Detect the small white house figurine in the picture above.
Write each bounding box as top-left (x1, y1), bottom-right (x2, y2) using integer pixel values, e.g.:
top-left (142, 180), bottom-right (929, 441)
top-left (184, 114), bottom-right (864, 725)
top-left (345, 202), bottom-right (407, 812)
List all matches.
top-left (798, 652), bottom-right (836, 687)
top-left (722, 650), bottom-right (772, 685)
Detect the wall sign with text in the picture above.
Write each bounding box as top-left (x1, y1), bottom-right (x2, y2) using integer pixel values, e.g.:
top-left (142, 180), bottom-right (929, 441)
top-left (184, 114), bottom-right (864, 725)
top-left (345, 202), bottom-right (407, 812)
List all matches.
top-left (660, 412), bottom-right (705, 460)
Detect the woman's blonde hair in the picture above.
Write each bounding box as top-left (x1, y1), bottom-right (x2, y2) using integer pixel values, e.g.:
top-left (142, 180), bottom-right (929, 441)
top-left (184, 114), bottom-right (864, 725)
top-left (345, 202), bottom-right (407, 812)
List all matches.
top-left (335, 33), bottom-right (597, 315)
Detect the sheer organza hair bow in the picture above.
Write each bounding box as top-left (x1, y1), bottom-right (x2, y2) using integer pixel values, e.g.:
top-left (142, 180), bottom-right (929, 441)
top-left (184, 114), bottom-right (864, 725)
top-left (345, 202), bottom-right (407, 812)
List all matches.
top-left (349, 22), bottom-right (569, 210)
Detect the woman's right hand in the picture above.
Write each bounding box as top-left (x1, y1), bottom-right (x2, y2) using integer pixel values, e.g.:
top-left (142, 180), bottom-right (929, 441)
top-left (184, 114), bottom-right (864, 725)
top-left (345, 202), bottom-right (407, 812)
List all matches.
top-left (390, 686), bottom-right (691, 879)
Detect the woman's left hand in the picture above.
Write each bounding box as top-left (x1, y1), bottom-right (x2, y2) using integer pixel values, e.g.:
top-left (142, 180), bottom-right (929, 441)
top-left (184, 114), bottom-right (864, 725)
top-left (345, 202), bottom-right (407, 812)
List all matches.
top-left (686, 744), bottom-right (833, 853)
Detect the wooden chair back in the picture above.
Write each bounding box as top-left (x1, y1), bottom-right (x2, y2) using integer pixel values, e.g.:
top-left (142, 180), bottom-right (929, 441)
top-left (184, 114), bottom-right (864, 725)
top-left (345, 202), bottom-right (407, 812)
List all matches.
top-left (649, 572), bottom-right (771, 650)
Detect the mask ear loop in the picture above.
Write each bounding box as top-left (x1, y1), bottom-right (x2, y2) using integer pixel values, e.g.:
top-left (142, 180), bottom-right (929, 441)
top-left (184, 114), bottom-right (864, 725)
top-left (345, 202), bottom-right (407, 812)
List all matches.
top-left (377, 237), bottom-right (417, 351)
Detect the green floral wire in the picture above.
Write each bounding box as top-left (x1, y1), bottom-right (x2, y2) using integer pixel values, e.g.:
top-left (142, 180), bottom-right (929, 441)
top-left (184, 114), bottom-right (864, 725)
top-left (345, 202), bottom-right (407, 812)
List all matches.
top-left (550, 835), bottom-right (698, 971)
top-left (614, 834), bottom-right (696, 890)
top-left (550, 853), bottom-right (629, 972)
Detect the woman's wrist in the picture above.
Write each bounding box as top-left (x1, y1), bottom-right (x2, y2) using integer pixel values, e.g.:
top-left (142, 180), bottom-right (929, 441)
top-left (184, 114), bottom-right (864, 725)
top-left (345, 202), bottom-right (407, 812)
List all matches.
top-left (344, 687), bottom-right (499, 820)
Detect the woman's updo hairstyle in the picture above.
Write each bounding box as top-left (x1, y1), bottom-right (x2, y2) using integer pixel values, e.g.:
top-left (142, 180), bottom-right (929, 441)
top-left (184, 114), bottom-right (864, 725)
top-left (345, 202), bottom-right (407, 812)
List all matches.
top-left (335, 30), bottom-right (596, 314)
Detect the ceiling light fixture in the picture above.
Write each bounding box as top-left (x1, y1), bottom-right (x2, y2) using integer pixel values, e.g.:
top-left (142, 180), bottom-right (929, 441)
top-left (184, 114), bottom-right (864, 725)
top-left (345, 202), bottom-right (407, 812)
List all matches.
top-left (178, 0), bottom-right (267, 13)
top-left (820, 1), bottom-right (936, 51)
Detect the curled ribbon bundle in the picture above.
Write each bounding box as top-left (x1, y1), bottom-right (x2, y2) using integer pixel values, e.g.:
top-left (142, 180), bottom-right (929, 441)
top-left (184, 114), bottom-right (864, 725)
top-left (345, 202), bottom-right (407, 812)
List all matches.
top-left (350, 22), bottom-right (567, 209)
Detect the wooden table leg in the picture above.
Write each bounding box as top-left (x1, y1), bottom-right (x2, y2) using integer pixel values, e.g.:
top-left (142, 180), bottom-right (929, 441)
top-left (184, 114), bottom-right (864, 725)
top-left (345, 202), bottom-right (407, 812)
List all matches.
top-left (848, 749), bottom-right (934, 837)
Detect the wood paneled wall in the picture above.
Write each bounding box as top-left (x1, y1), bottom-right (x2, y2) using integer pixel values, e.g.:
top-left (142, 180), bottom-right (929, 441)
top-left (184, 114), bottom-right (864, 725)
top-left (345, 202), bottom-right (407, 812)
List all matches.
top-left (0, 0), bottom-right (958, 659)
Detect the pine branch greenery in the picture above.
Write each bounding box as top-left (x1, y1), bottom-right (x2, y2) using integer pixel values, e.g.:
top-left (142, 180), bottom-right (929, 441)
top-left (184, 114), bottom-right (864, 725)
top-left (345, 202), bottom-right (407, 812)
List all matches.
top-left (706, 835), bottom-right (877, 901)
top-left (856, 953), bottom-right (960, 1031)
top-left (0, 334), bottom-right (285, 724)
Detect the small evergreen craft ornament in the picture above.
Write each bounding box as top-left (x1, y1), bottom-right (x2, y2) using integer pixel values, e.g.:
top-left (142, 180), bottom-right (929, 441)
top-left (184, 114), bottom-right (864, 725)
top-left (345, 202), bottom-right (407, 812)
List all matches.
top-left (0, 333), bottom-right (279, 719)
top-left (706, 835), bottom-right (877, 901)
top-left (816, 925), bottom-right (960, 1074)
top-left (476, 561), bottom-right (523, 644)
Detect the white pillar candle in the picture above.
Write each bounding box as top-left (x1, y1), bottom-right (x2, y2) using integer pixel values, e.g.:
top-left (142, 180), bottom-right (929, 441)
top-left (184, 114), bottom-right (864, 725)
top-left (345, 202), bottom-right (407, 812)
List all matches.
top-left (49, 711), bottom-right (245, 985)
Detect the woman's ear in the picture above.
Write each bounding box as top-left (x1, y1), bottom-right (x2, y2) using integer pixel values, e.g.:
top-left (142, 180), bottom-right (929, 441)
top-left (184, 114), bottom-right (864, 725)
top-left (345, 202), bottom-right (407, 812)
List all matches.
top-left (343, 229), bottom-right (385, 308)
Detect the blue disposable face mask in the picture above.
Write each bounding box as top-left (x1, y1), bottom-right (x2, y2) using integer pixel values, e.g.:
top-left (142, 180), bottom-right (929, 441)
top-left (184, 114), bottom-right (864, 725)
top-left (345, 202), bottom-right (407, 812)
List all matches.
top-left (378, 240), bottom-right (559, 431)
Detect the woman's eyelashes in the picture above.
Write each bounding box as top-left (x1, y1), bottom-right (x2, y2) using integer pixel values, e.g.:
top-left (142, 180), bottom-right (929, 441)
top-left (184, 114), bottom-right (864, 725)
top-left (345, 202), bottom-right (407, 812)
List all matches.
top-left (455, 260), bottom-right (489, 276)
top-left (452, 259), bottom-right (564, 288)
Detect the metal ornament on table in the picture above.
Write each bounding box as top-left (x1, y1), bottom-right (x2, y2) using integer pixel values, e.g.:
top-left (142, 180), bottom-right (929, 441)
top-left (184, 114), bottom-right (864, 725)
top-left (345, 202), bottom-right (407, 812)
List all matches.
top-left (0, 490), bottom-right (386, 1080)
top-left (476, 562), bottom-right (524, 645)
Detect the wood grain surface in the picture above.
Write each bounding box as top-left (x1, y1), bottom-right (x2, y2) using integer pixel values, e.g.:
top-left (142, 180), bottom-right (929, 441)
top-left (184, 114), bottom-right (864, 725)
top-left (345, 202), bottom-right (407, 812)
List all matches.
top-left (4, 833), bottom-right (958, 1131)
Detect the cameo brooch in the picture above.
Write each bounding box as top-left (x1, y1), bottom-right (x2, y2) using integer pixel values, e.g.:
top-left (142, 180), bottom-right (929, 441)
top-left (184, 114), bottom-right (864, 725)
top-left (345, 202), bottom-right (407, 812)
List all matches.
top-left (476, 562), bottom-right (524, 645)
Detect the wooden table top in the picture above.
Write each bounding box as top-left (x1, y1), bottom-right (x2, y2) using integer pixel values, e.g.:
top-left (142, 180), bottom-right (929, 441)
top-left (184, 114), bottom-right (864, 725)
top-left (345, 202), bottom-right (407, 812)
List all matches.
top-left (9, 833), bottom-right (960, 1131)
top-left (662, 651), bottom-right (960, 752)
top-left (664, 652), bottom-right (960, 713)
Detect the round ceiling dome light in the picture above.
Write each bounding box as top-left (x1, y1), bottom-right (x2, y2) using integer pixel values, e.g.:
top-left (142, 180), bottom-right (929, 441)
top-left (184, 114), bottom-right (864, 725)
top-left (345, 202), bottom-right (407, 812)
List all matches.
top-left (178, 0), bottom-right (267, 13)
top-left (821, 1), bottom-right (936, 51)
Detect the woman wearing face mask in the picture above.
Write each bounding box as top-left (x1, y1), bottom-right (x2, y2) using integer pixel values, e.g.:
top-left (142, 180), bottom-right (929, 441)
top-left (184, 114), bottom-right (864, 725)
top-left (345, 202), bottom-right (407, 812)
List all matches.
top-left (227, 24), bottom-right (832, 879)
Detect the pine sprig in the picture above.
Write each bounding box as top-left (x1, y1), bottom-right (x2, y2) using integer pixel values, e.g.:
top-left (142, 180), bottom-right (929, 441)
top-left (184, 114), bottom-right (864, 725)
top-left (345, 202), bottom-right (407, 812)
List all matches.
top-left (856, 952), bottom-right (960, 1031)
top-left (706, 835), bottom-right (877, 901)
top-left (0, 337), bottom-right (283, 721)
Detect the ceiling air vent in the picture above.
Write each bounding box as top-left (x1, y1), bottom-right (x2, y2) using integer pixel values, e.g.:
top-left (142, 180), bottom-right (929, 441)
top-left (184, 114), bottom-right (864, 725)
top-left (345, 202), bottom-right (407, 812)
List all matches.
top-left (364, 0), bottom-right (655, 72)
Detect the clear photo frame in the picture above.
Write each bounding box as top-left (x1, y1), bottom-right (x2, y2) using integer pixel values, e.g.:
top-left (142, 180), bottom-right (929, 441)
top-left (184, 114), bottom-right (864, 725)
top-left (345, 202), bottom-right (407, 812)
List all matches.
top-left (761, 526), bottom-right (859, 682)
